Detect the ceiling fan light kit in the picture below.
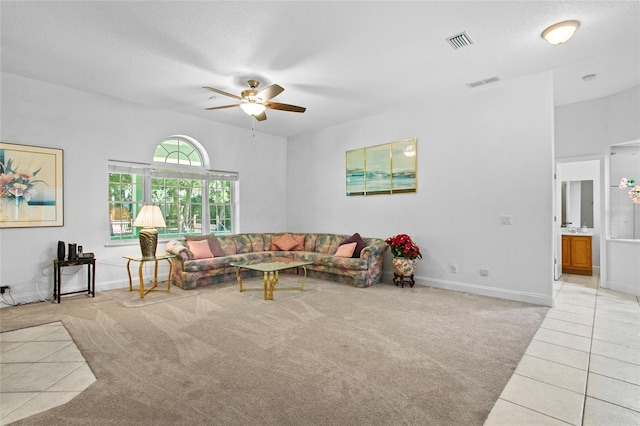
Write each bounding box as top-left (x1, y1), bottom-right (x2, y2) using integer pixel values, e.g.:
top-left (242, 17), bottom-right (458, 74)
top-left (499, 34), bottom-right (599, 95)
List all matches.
top-left (204, 80), bottom-right (306, 122)
top-left (240, 102), bottom-right (266, 116)
top-left (541, 20), bottom-right (580, 45)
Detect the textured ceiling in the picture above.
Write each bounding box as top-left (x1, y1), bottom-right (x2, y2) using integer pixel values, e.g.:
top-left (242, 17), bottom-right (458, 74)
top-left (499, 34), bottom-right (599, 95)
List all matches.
top-left (2, 1), bottom-right (639, 138)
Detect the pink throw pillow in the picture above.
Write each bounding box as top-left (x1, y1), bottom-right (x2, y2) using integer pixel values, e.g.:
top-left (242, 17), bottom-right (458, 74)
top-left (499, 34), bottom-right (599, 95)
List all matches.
top-left (271, 233), bottom-right (298, 251)
top-left (186, 239), bottom-right (214, 259)
top-left (291, 234), bottom-right (305, 251)
top-left (342, 232), bottom-right (366, 258)
top-left (334, 242), bottom-right (357, 258)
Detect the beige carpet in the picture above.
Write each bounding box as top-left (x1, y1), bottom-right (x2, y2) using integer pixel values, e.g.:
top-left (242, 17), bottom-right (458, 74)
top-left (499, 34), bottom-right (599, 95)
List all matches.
top-left (0, 277), bottom-right (548, 425)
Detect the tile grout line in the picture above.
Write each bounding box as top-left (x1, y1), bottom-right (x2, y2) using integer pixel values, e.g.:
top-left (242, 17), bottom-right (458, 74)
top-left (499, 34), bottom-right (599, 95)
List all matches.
top-left (488, 274), bottom-right (640, 425)
top-left (547, 277), bottom-right (596, 425)
top-left (583, 373), bottom-right (640, 414)
top-left (519, 352), bottom-right (590, 374)
top-left (496, 397), bottom-right (575, 425)
top-left (579, 276), bottom-right (602, 426)
top-left (0, 324), bottom-right (96, 424)
top-left (511, 370), bottom-right (586, 397)
top-left (489, 278), bottom-right (591, 425)
top-left (0, 393), bottom-right (40, 424)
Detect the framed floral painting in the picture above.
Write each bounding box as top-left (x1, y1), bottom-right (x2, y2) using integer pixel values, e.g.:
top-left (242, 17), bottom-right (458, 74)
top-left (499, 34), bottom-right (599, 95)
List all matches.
top-left (0, 142), bottom-right (64, 228)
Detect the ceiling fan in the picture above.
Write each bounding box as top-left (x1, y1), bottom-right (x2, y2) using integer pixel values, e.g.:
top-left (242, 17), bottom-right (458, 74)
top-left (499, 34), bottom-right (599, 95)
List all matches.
top-left (203, 80), bottom-right (306, 121)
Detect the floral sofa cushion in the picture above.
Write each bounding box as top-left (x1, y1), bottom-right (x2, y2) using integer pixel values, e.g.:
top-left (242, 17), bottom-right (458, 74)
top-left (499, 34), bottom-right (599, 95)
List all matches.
top-left (216, 235), bottom-right (237, 255)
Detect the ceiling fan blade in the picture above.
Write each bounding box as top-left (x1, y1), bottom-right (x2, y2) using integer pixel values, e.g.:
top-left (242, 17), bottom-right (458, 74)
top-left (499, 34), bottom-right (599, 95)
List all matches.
top-left (203, 86), bottom-right (243, 100)
top-left (257, 84), bottom-right (284, 101)
top-left (254, 111), bottom-right (267, 121)
top-left (205, 104), bottom-right (241, 111)
top-left (265, 102), bottom-right (306, 113)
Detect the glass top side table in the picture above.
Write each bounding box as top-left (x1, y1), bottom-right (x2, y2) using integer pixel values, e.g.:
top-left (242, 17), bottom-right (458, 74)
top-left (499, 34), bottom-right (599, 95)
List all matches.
top-left (123, 253), bottom-right (175, 298)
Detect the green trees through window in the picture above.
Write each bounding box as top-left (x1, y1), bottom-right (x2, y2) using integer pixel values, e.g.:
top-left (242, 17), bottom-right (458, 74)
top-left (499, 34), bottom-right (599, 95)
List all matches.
top-left (108, 137), bottom-right (236, 243)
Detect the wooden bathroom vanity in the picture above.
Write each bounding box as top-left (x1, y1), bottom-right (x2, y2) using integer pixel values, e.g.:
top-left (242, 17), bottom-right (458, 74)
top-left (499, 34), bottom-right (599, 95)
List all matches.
top-left (562, 234), bottom-right (592, 276)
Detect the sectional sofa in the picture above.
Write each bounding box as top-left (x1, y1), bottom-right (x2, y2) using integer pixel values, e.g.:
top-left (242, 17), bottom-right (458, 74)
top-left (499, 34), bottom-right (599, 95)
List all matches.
top-left (164, 232), bottom-right (387, 290)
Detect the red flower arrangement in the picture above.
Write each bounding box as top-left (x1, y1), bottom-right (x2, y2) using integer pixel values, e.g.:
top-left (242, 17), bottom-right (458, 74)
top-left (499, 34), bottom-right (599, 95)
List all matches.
top-left (385, 234), bottom-right (422, 260)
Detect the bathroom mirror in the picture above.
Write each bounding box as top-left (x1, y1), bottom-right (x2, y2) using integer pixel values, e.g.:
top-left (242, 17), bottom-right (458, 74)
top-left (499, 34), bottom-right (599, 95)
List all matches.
top-left (561, 180), bottom-right (594, 228)
top-left (610, 141), bottom-right (640, 239)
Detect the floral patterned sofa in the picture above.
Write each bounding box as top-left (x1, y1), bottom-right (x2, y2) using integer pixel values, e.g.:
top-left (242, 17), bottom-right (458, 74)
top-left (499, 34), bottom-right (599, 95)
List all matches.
top-left (164, 232), bottom-right (387, 290)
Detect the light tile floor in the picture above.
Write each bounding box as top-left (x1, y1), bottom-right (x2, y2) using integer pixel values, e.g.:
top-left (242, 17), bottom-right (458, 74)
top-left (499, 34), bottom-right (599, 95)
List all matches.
top-left (0, 321), bottom-right (96, 425)
top-left (485, 274), bottom-right (640, 425)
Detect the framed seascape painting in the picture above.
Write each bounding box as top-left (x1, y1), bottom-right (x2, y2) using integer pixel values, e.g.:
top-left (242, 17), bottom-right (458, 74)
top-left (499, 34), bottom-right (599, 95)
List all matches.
top-left (346, 138), bottom-right (417, 196)
top-left (365, 143), bottom-right (392, 195)
top-left (346, 148), bottom-right (365, 196)
top-left (391, 138), bottom-right (417, 193)
top-left (0, 142), bottom-right (64, 228)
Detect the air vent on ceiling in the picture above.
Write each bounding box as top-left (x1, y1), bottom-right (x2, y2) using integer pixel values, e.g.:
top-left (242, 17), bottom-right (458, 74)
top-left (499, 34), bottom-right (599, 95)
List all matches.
top-left (446, 31), bottom-right (474, 49)
top-left (466, 76), bottom-right (501, 89)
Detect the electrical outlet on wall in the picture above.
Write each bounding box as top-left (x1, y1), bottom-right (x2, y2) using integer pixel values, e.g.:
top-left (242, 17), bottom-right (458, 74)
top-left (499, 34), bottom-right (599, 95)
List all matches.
top-left (480, 268), bottom-right (489, 276)
top-left (500, 215), bottom-right (512, 225)
top-left (451, 264), bottom-right (458, 273)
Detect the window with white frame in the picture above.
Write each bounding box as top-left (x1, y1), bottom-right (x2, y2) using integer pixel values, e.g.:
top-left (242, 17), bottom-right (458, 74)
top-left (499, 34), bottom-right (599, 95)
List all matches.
top-left (108, 137), bottom-right (237, 243)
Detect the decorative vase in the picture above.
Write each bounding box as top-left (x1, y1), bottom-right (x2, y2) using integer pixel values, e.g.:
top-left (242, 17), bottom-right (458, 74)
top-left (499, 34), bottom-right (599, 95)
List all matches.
top-left (392, 257), bottom-right (417, 276)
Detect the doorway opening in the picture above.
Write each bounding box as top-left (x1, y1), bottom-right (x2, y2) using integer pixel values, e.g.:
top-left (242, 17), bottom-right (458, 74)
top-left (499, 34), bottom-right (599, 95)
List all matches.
top-left (554, 158), bottom-right (603, 284)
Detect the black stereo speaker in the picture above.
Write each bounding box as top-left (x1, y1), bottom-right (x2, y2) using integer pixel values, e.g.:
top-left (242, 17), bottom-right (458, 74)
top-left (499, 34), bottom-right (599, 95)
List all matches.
top-left (68, 243), bottom-right (77, 260)
top-left (57, 241), bottom-right (65, 261)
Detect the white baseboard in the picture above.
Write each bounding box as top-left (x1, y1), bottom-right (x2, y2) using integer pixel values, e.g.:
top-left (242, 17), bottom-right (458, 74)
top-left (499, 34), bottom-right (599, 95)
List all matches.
top-left (0, 279), bottom-right (130, 308)
top-left (606, 280), bottom-right (640, 297)
top-left (384, 272), bottom-right (553, 306)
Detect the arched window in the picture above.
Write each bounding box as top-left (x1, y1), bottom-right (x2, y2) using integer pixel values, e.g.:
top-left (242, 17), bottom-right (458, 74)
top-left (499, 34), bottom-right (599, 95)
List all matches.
top-left (153, 137), bottom-right (204, 166)
top-left (108, 136), bottom-right (237, 243)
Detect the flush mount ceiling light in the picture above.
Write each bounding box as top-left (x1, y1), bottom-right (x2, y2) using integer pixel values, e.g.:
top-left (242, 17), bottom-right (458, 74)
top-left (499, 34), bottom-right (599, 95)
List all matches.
top-left (542, 20), bottom-right (580, 45)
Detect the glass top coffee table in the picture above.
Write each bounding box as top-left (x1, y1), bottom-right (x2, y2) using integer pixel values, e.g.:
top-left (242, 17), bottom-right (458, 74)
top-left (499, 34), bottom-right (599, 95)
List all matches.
top-left (230, 257), bottom-right (313, 300)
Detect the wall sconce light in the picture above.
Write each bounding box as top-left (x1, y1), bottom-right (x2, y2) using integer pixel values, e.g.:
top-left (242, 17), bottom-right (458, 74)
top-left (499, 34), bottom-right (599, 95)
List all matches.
top-left (542, 20), bottom-right (580, 45)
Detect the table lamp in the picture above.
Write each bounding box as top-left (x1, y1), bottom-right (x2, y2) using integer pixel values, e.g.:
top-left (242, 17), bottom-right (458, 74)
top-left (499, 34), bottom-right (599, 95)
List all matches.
top-left (133, 205), bottom-right (166, 258)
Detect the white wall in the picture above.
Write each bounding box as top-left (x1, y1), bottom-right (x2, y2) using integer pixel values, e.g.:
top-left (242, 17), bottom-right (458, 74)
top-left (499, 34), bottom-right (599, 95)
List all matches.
top-left (607, 240), bottom-right (640, 296)
top-left (13, 73), bottom-right (635, 304)
top-left (555, 85), bottom-right (640, 158)
top-left (555, 85), bottom-right (640, 295)
top-left (287, 72), bottom-right (555, 305)
top-left (0, 72), bottom-right (288, 305)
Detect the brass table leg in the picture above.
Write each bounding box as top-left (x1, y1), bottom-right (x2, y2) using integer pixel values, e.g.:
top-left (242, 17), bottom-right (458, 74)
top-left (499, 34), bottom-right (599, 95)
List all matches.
top-left (269, 271), bottom-right (279, 299)
top-left (154, 259), bottom-right (158, 290)
top-left (126, 259), bottom-right (133, 292)
top-left (138, 262), bottom-right (145, 298)
top-left (165, 258), bottom-right (172, 292)
top-left (138, 260), bottom-right (161, 298)
top-left (300, 266), bottom-right (307, 290)
top-left (237, 264), bottom-right (308, 300)
top-left (236, 267), bottom-right (243, 292)
top-left (125, 256), bottom-right (172, 298)
top-left (263, 271), bottom-right (269, 300)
